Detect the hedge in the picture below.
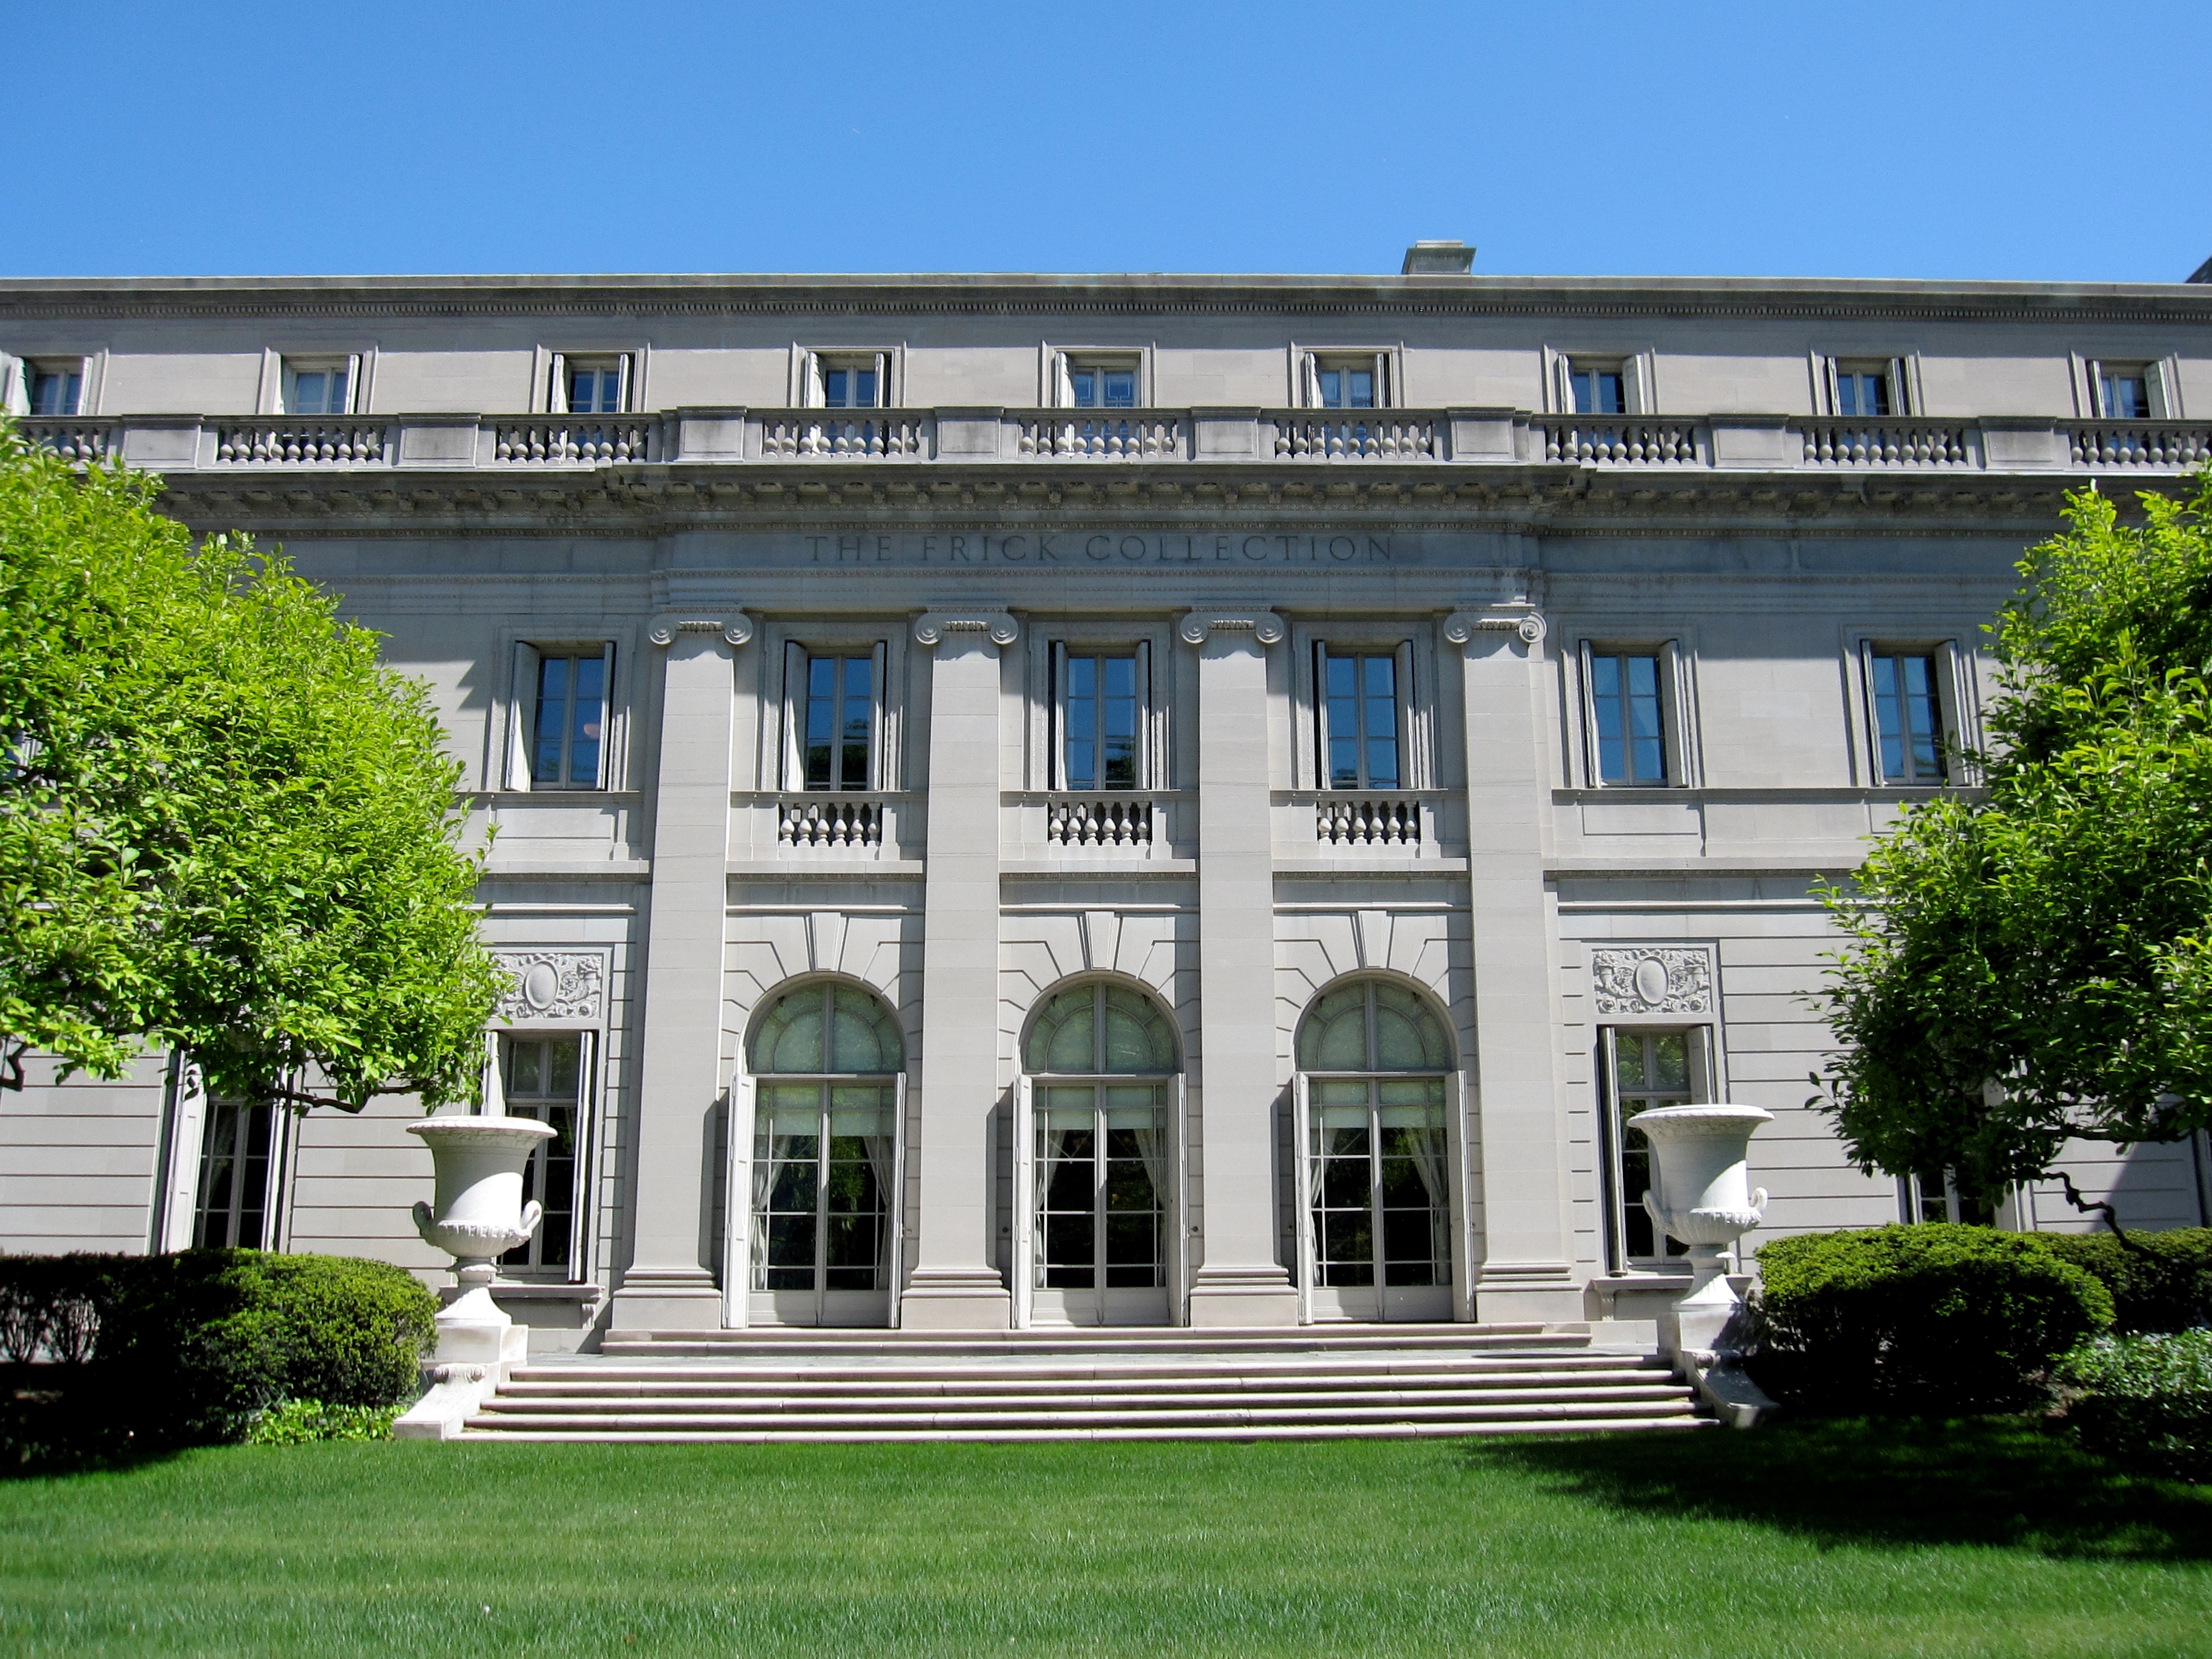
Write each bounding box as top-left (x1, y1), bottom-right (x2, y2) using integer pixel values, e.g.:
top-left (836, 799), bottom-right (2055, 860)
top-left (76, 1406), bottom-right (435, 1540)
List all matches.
top-left (0, 1250), bottom-right (435, 1459)
top-left (2056, 1329), bottom-right (2212, 1480)
top-left (2038, 1229), bottom-right (2212, 1334)
top-left (1753, 1224), bottom-right (2113, 1413)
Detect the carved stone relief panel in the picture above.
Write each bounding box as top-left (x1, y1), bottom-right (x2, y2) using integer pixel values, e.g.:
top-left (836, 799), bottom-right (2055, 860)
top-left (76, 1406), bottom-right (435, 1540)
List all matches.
top-left (1590, 945), bottom-right (1714, 1017)
top-left (492, 949), bottom-right (609, 1026)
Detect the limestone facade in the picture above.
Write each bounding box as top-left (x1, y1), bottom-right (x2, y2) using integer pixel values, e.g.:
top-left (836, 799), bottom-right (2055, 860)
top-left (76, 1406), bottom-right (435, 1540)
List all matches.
top-left (3, 263), bottom-right (2210, 1344)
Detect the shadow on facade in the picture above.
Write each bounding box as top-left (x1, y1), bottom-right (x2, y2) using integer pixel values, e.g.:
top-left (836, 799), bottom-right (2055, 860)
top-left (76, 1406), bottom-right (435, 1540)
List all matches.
top-left (1471, 1419), bottom-right (2212, 1563)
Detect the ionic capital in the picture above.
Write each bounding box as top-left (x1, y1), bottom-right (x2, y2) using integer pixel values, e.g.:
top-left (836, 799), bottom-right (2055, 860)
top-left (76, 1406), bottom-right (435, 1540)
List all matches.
top-left (1444, 602), bottom-right (1546, 648)
top-left (647, 612), bottom-right (754, 648)
top-left (913, 610), bottom-right (1019, 649)
top-left (1178, 608), bottom-right (1286, 647)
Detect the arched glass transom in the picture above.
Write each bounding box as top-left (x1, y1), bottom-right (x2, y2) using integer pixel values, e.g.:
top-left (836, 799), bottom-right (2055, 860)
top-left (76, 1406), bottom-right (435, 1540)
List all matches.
top-left (750, 982), bottom-right (904, 1076)
top-left (746, 982), bottom-right (902, 1317)
top-left (1297, 980), bottom-right (1452, 1073)
top-left (1295, 979), bottom-right (1453, 1313)
top-left (1022, 982), bottom-right (1178, 1324)
top-left (1024, 982), bottom-right (1178, 1076)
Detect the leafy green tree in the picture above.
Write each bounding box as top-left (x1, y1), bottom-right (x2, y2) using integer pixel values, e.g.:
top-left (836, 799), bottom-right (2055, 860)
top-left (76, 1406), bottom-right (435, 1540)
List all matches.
top-left (1818, 473), bottom-right (2212, 1216)
top-left (0, 420), bottom-right (500, 1110)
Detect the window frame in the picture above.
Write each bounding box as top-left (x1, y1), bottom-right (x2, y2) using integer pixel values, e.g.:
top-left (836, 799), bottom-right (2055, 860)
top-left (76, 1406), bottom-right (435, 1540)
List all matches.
top-left (22, 357), bottom-right (86, 417)
top-left (495, 1031), bottom-right (595, 1279)
top-left (1045, 346), bottom-right (1153, 409)
top-left (2086, 357), bottom-right (2173, 420)
top-left (1050, 641), bottom-right (1153, 792)
top-left (781, 639), bottom-right (889, 792)
top-left (1813, 352), bottom-right (1920, 419)
top-left (1545, 346), bottom-right (1655, 415)
top-left (279, 355), bottom-right (361, 417)
top-left (549, 353), bottom-right (633, 416)
top-left (191, 1097), bottom-right (294, 1251)
top-left (1577, 640), bottom-right (1691, 790)
top-left (1596, 1023), bottom-right (1719, 1273)
top-left (795, 346), bottom-right (904, 409)
top-left (1291, 344), bottom-right (1404, 410)
top-left (1314, 641), bottom-right (1414, 790)
top-left (1855, 639), bottom-right (1970, 787)
top-left (503, 638), bottom-right (621, 793)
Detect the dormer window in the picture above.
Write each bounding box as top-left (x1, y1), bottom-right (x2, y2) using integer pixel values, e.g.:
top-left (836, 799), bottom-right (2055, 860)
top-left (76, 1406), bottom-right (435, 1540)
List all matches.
top-left (283, 357), bottom-right (356, 416)
top-left (27, 360), bottom-right (83, 416)
top-left (1070, 365), bottom-right (1138, 409)
top-left (1568, 363), bottom-right (1626, 416)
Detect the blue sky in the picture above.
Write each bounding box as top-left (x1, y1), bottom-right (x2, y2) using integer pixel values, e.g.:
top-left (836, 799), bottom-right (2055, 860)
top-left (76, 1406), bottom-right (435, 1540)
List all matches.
top-left (10, 1), bottom-right (2207, 283)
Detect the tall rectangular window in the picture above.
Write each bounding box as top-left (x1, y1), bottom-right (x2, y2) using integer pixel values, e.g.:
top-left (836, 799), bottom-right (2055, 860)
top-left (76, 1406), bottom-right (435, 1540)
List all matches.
top-left (1868, 650), bottom-right (1945, 783)
top-left (194, 1100), bottom-right (279, 1250)
top-left (2100, 369), bottom-right (2151, 419)
top-left (285, 361), bottom-right (350, 416)
top-left (1070, 365), bottom-right (1138, 409)
top-left (804, 654), bottom-right (875, 790)
top-left (1569, 364), bottom-right (1626, 415)
top-left (1588, 652), bottom-right (1667, 785)
top-left (1063, 652), bottom-right (1139, 790)
top-left (532, 649), bottom-right (609, 788)
top-left (822, 365), bottom-right (879, 408)
top-left (1605, 1029), bottom-right (1694, 1264)
top-left (566, 365), bottom-right (625, 415)
top-left (1835, 368), bottom-right (1891, 417)
top-left (501, 1034), bottom-right (584, 1274)
top-left (1320, 648), bottom-right (1402, 789)
top-left (28, 364), bottom-right (81, 417)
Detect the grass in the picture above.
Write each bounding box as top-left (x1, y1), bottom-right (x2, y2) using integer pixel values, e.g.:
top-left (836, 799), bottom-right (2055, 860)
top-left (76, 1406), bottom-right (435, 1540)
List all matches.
top-left (3, 1421), bottom-right (2209, 1657)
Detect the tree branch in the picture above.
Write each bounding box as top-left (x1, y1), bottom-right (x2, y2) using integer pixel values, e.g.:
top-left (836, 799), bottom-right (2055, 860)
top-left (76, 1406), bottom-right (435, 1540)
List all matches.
top-left (0, 1038), bottom-right (25, 1093)
top-left (2055, 1171), bottom-right (2152, 1254)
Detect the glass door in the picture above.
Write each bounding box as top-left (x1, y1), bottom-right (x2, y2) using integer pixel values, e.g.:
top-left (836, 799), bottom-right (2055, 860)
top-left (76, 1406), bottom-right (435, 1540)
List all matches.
top-left (1033, 1083), bottom-right (1170, 1327)
top-left (1307, 1078), bottom-right (1451, 1322)
top-left (752, 1081), bottom-right (896, 1327)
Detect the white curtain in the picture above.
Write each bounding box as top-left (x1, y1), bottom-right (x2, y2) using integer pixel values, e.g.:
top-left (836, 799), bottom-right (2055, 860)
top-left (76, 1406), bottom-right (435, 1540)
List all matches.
top-left (1409, 1124), bottom-right (1450, 1282)
top-left (1131, 1103), bottom-right (1169, 1211)
top-left (862, 1116), bottom-right (896, 1289)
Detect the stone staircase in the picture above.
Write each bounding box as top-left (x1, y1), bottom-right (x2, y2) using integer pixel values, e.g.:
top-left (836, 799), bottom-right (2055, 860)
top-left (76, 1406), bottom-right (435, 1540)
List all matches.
top-left (462, 1324), bottom-right (1708, 1443)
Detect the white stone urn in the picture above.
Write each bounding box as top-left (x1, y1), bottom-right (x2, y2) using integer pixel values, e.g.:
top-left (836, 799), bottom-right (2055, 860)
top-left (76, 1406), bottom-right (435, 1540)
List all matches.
top-left (1626, 1103), bottom-right (1772, 1365)
top-left (393, 1112), bottom-right (555, 1442)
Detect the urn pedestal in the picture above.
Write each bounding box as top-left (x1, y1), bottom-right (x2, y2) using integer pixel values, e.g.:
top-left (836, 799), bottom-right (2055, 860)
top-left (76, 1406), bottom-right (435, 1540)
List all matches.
top-left (392, 1114), bottom-right (556, 1442)
top-left (1626, 1102), bottom-right (1779, 1428)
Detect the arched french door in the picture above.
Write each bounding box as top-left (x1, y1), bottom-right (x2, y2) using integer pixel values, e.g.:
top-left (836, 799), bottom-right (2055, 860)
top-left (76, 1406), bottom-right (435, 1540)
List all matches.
top-left (1293, 979), bottom-right (1458, 1323)
top-left (731, 981), bottom-right (905, 1329)
top-left (1015, 982), bottom-right (1182, 1328)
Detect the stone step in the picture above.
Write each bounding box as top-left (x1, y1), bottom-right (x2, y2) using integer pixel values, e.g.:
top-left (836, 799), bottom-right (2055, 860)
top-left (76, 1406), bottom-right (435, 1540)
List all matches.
top-left (461, 1417), bottom-right (1711, 1444)
top-left (505, 1354), bottom-right (1668, 1388)
top-left (596, 1324), bottom-right (1584, 1359)
top-left (480, 1383), bottom-right (1692, 1417)
top-left (494, 1371), bottom-right (1675, 1402)
top-left (469, 1395), bottom-right (1701, 1434)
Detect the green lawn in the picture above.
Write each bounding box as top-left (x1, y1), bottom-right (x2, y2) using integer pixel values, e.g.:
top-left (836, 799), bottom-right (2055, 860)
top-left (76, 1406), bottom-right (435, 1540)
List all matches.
top-left (3, 1422), bottom-right (2208, 1657)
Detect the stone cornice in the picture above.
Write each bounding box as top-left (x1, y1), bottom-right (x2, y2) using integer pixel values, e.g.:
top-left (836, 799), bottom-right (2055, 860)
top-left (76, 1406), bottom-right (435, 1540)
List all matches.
top-left (5, 271), bottom-right (2211, 326)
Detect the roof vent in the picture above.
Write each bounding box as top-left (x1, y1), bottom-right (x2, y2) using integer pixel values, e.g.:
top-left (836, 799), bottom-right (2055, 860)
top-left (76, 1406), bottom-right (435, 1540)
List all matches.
top-left (1401, 240), bottom-right (1475, 276)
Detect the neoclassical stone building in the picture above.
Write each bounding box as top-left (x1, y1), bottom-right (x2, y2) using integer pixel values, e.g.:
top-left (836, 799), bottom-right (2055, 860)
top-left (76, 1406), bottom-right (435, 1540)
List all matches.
top-left (4, 248), bottom-right (2209, 1348)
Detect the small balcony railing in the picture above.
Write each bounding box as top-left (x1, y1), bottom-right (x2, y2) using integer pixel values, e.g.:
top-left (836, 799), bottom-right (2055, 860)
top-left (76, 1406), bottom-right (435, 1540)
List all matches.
top-left (1046, 794), bottom-right (1155, 849)
top-left (777, 797), bottom-right (883, 850)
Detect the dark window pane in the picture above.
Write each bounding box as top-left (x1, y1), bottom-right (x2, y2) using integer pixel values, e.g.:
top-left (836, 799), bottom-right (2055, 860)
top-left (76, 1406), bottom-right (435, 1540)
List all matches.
top-left (1104, 370), bottom-right (1137, 408)
top-left (824, 369), bottom-right (848, 407)
top-left (804, 656), bottom-right (836, 788)
top-left (1071, 369), bottom-right (1097, 407)
top-left (534, 656), bottom-right (569, 784)
top-left (839, 656), bottom-right (871, 789)
top-left (855, 369), bottom-right (877, 407)
top-left (1347, 370), bottom-right (1374, 408)
top-left (568, 653), bottom-right (604, 787)
top-left (1321, 1156), bottom-right (1370, 1208)
top-left (1320, 1212), bottom-right (1374, 1282)
top-left (1043, 1214), bottom-right (1095, 1286)
top-left (766, 1159), bottom-right (818, 1211)
top-left (766, 1213), bottom-right (816, 1271)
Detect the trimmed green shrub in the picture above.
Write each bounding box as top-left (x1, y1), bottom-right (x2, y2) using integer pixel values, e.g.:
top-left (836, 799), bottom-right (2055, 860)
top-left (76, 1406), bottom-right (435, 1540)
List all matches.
top-left (0, 1250), bottom-right (434, 1459)
top-left (2056, 1330), bottom-right (2212, 1479)
top-left (244, 1399), bottom-right (402, 1444)
top-left (2039, 1229), bottom-right (2212, 1334)
top-left (1754, 1224), bottom-right (2113, 1413)
top-left (99, 1251), bottom-right (436, 1445)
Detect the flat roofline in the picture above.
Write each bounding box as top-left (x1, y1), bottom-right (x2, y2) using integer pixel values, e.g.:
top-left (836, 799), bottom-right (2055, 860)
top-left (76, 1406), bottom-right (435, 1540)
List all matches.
top-left (3, 270), bottom-right (2209, 323)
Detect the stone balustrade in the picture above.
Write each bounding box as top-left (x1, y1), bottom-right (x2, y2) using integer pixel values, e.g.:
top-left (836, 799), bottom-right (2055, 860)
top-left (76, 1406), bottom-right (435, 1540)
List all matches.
top-left (777, 797), bottom-right (883, 850)
top-left (32, 407), bottom-right (2212, 478)
top-left (1045, 794), bottom-right (1155, 849)
top-left (1797, 417), bottom-right (1971, 467)
top-left (1316, 795), bottom-right (1423, 849)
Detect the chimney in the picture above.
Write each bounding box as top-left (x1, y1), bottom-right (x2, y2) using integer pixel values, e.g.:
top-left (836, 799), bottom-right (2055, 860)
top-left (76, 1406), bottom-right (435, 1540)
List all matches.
top-left (1401, 240), bottom-right (1475, 276)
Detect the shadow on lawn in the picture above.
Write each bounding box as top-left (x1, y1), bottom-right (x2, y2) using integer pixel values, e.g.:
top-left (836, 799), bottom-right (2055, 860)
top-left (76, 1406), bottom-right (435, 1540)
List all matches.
top-left (1475, 1418), bottom-right (2212, 1562)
